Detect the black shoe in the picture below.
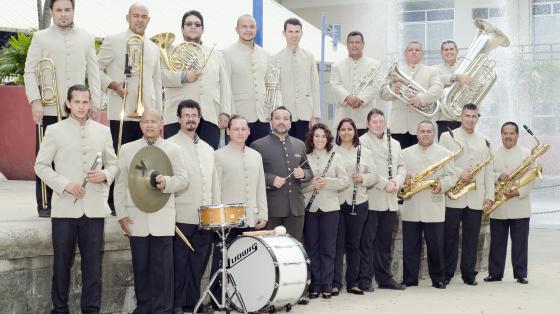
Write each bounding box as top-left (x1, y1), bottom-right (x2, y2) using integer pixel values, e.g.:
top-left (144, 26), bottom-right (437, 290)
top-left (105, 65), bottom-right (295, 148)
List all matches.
top-left (516, 277), bottom-right (529, 284)
top-left (331, 288), bottom-right (340, 296)
top-left (432, 281), bottom-right (446, 289)
top-left (173, 307), bottom-right (184, 314)
top-left (322, 293), bottom-right (332, 299)
top-left (360, 286), bottom-right (375, 292)
top-left (297, 298), bottom-right (309, 305)
top-left (483, 275), bottom-right (502, 282)
top-left (400, 281), bottom-right (418, 287)
top-left (309, 292), bottom-right (319, 299)
top-left (378, 281), bottom-right (406, 290)
top-left (193, 303), bottom-right (214, 313)
top-left (38, 209), bottom-right (51, 218)
top-left (346, 288), bottom-right (365, 295)
top-left (463, 279), bottom-right (478, 286)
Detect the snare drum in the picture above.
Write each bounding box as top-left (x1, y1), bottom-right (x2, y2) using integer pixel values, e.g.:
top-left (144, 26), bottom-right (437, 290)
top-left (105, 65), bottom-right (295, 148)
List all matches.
top-left (198, 203), bottom-right (246, 229)
top-left (226, 235), bottom-right (310, 312)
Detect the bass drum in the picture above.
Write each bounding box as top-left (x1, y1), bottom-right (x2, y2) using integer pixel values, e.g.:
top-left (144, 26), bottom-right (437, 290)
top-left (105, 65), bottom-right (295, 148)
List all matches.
top-left (226, 235), bottom-right (310, 312)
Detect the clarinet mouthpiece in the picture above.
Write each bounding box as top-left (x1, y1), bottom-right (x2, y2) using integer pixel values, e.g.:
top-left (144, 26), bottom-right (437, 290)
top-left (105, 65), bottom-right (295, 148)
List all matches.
top-left (523, 124), bottom-right (534, 136)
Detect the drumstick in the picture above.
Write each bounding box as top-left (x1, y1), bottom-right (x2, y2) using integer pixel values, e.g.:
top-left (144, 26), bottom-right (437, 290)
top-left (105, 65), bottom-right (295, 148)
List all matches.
top-left (175, 226), bottom-right (195, 252)
top-left (243, 225), bottom-right (287, 237)
top-left (284, 159), bottom-right (309, 179)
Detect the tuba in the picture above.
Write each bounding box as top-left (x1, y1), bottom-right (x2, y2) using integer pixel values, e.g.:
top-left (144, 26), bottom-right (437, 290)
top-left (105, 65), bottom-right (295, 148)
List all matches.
top-left (447, 140), bottom-right (493, 200)
top-left (384, 62), bottom-right (439, 117)
top-left (150, 32), bottom-right (206, 72)
top-left (440, 19), bottom-right (510, 120)
top-left (264, 60), bottom-right (281, 113)
top-left (483, 125), bottom-right (550, 218)
top-left (398, 129), bottom-right (463, 200)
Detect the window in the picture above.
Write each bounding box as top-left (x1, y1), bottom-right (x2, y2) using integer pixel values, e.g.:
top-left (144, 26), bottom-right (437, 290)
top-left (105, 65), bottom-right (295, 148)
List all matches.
top-left (472, 7), bottom-right (504, 19)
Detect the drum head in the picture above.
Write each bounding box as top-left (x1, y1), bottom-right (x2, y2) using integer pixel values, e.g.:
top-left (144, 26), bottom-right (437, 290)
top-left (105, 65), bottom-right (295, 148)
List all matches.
top-left (226, 236), bottom-right (277, 312)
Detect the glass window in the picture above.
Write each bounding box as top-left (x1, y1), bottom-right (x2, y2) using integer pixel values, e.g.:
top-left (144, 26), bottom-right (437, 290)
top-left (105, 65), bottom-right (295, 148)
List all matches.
top-left (427, 9), bottom-right (454, 21)
top-left (489, 8), bottom-right (504, 17)
top-left (533, 4), bottom-right (552, 15)
top-left (426, 22), bottom-right (453, 52)
top-left (472, 8), bottom-right (489, 19)
top-left (402, 23), bottom-right (426, 48)
top-left (401, 11), bottom-right (426, 22)
top-left (554, 3), bottom-right (560, 14)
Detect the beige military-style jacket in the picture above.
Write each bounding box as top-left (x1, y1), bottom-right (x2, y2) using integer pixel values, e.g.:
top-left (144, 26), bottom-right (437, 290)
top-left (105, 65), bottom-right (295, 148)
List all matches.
top-left (34, 117), bottom-right (118, 218)
top-left (24, 24), bottom-right (101, 115)
top-left (167, 131), bottom-right (217, 224)
top-left (330, 56), bottom-right (381, 129)
top-left (213, 144), bottom-right (268, 227)
top-left (273, 46), bottom-right (321, 122)
top-left (380, 63), bottom-right (443, 134)
top-left (490, 144), bottom-right (534, 219)
top-left (360, 131), bottom-right (406, 211)
top-left (223, 40), bottom-right (271, 123)
top-left (435, 62), bottom-right (458, 122)
top-left (334, 144), bottom-right (379, 205)
top-left (97, 29), bottom-right (162, 121)
top-left (401, 143), bottom-right (458, 222)
top-left (114, 138), bottom-right (188, 236)
top-left (302, 150), bottom-right (348, 212)
top-left (440, 127), bottom-right (494, 210)
top-left (162, 43), bottom-right (231, 126)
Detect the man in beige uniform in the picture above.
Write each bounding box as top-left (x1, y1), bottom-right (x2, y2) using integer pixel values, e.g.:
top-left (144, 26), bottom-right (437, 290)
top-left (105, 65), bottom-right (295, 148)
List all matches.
top-left (24, 0), bottom-right (101, 217)
top-left (380, 41), bottom-right (443, 149)
top-left (115, 109), bottom-right (188, 313)
top-left (162, 10), bottom-right (231, 149)
top-left (35, 85), bottom-right (116, 313)
top-left (274, 18), bottom-right (320, 142)
top-left (440, 103), bottom-right (494, 286)
top-left (223, 14), bottom-right (271, 145)
top-left (435, 40), bottom-right (472, 139)
top-left (358, 109), bottom-right (407, 291)
top-left (484, 122), bottom-right (534, 285)
top-left (330, 31), bottom-right (381, 136)
top-left (167, 100), bottom-right (217, 313)
top-left (401, 121), bottom-right (457, 289)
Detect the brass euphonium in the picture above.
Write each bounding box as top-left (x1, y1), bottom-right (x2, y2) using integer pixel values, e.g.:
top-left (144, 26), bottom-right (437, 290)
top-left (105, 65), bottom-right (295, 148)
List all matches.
top-left (264, 60), bottom-right (281, 112)
top-left (398, 129), bottom-right (463, 200)
top-left (440, 19), bottom-right (510, 120)
top-left (150, 32), bottom-right (206, 72)
top-left (483, 125), bottom-right (550, 218)
top-left (384, 61), bottom-right (439, 117)
top-left (447, 140), bottom-right (493, 200)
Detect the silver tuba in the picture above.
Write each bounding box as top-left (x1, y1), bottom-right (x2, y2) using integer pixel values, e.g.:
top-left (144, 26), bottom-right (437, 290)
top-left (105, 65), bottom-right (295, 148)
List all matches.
top-left (384, 61), bottom-right (439, 117)
top-left (440, 19), bottom-right (510, 120)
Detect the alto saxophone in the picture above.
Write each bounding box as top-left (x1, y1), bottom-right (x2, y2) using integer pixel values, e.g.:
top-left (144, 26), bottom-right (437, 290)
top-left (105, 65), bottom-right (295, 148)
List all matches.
top-left (483, 125), bottom-right (550, 218)
top-left (398, 130), bottom-right (463, 200)
top-left (447, 140), bottom-right (493, 200)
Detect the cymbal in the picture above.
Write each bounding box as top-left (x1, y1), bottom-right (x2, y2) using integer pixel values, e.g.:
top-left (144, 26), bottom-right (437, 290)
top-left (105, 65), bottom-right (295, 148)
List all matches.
top-left (128, 145), bottom-right (173, 213)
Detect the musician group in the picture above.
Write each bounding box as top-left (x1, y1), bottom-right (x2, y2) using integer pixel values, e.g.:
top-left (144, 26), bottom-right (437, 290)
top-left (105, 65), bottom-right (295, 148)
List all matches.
top-left (27, 1), bottom-right (545, 313)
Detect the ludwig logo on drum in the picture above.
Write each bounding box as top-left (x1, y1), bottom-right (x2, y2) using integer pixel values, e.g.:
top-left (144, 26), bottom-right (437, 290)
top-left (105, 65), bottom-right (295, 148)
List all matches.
top-left (227, 243), bottom-right (258, 268)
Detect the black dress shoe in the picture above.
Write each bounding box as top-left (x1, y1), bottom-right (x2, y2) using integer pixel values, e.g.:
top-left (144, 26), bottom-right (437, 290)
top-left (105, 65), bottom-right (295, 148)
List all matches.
top-left (378, 282), bottom-right (406, 290)
top-left (400, 281), bottom-right (418, 287)
top-left (297, 298), bottom-right (309, 305)
top-left (346, 288), bottom-right (365, 295)
top-left (194, 303), bottom-right (214, 313)
top-left (432, 281), bottom-right (446, 289)
top-left (483, 275), bottom-right (502, 282)
top-left (360, 286), bottom-right (375, 292)
top-left (309, 292), bottom-right (319, 299)
top-left (331, 288), bottom-right (340, 296)
top-left (322, 293), bottom-right (332, 299)
top-left (516, 277), bottom-right (529, 284)
top-left (38, 209), bottom-right (51, 218)
top-left (463, 279), bottom-right (478, 286)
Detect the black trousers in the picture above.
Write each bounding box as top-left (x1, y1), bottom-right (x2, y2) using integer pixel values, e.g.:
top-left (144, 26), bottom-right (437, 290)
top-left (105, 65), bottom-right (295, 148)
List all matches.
top-left (402, 221), bottom-right (445, 285)
top-left (51, 216), bottom-right (104, 314)
top-left (108, 120), bottom-right (143, 212)
top-left (197, 119), bottom-right (220, 150)
top-left (129, 235), bottom-right (174, 314)
top-left (436, 120), bottom-right (461, 140)
top-left (36, 116), bottom-right (59, 214)
top-left (488, 218), bottom-right (530, 279)
top-left (163, 122), bottom-right (181, 139)
top-left (267, 215), bottom-right (305, 243)
top-left (391, 132), bottom-right (418, 150)
top-left (247, 120), bottom-right (271, 146)
top-left (444, 207), bottom-right (482, 282)
top-left (174, 223), bottom-right (213, 310)
top-left (304, 209), bottom-right (339, 293)
top-left (333, 202), bottom-right (368, 290)
top-left (288, 120), bottom-right (310, 143)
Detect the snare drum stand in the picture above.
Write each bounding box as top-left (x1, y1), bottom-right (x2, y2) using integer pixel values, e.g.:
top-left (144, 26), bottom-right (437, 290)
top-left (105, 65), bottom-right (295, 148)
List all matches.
top-left (194, 226), bottom-right (248, 314)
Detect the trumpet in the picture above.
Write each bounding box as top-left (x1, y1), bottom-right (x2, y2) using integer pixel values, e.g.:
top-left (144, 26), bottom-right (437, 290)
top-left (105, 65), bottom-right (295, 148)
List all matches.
top-left (264, 60), bottom-right (281, 113)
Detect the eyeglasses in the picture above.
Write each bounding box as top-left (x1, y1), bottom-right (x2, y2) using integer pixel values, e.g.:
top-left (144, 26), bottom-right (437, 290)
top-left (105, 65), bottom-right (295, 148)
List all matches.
top-left (184, 22), bottom-right (202, 28)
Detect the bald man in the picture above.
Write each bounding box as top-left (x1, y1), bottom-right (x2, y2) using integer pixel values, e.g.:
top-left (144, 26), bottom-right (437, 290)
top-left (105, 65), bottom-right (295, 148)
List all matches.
top-left (115, 108), bottom-right (188, 313)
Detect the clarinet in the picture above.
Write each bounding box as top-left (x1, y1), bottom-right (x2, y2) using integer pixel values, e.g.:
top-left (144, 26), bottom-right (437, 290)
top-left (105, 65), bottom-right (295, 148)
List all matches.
top-left (349, 145), bottom-right (361, 215)
top-left (305, 152), bottom-right (336, 210)
top-left (387, 128), bottom-right (393, 179)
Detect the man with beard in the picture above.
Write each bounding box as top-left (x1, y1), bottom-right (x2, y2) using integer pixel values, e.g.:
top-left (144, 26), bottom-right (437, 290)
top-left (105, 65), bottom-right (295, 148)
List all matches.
top-left (167, 100), bottom-right (216, 313)
top-left (162, 10), bottom-right (231, 148)
top-left (251, 106), bottom-right (312, 241)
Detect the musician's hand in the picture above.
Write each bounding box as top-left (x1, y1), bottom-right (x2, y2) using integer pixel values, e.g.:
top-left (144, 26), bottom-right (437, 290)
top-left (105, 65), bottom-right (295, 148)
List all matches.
top-left (483, 199), bottom-right (494, 210)
top-left (273, 176), bottom-right (286, 188)
top-left (186, 69), bottom-right (201, 83)
top-left (352, 172), bottom-right (363, 183)
top-left (255, 219), bottom-right (268, 230)
top-left (499, 173), bottom-right (510, 181)
top-left (108, 81), bottom-right (126, 98)
top-left (407, 95), bottom-right (422, 108)
top-left (293, 167), bottom-right (305, 179)
top-left (432, 181), bottom-right (442, 194)
top-left (309, 117), bottom-right (320, 128)
top-left (405, 173), bottom-right (413, 186)
top-left (392, 81), bottom-right (402, 94)
top-left (389, 179), bottom-right (400, 191)
top-left (86, 170), bottom-right (106, 184)
top-left (155, 175), bottom-right (166, 190)
top-left (65, 182), bottom-right (86, 198)
top-left (504, 189), bottom-right (519, 199)
top-left (88, 106), bottom-right (100, 120)
top-left (457, 74), bottom-right (473, 86)
top-left (118, 217), bottom-right (133, 236)
top-left (31, 100), bottom-right (44, 125)
top-left (312, 177), bottom-right (327, 189)
top-left (345, 95), bottom-right (360, 109)
top-left (384, 180), bottom-right (397, 193)
top-left (460, 170), bottom-right (473, 183)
